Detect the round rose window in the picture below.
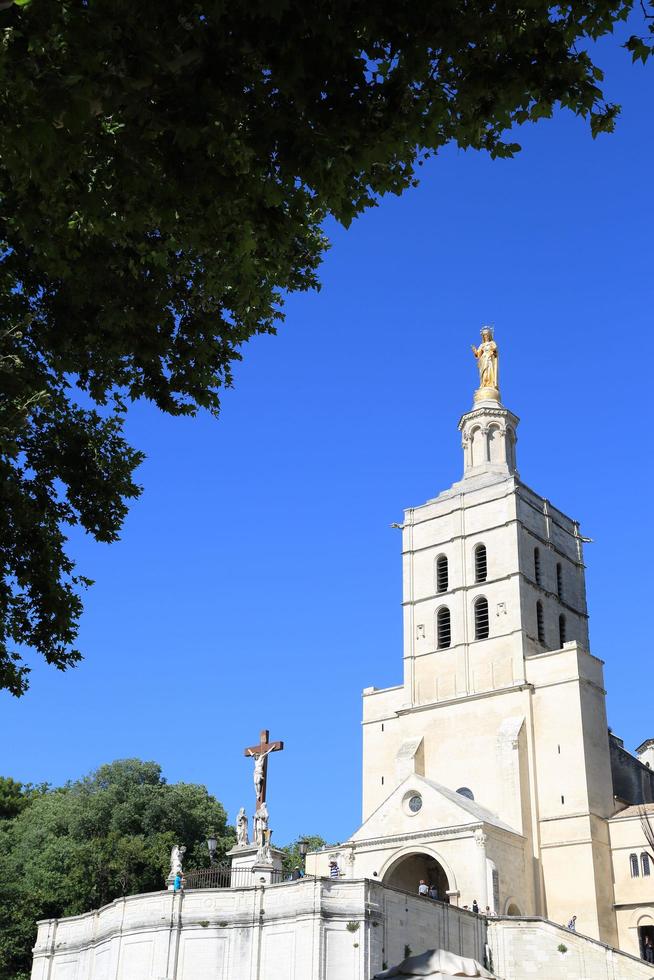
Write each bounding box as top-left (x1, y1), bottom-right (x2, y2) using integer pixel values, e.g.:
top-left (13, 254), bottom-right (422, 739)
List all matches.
top-left (408, 794), bottom-right (423, 813)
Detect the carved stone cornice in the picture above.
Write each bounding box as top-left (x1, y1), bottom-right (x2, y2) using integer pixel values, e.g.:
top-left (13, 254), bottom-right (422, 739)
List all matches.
top-left (349, 823), bottom-right (484, 851)
top-left (458, 405), bottom-right (520, 432)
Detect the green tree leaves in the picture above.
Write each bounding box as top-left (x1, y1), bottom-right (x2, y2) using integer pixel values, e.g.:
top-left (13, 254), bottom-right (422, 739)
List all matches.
top-left (0, 759), bottom-right (234, 978)
top-left (0, 0), bottom-right (649, 692)
top-left (279, 834), bottom-right (332, 875)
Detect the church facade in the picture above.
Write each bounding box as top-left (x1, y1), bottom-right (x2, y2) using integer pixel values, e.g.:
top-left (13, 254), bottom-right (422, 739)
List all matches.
top-left (307, 333), bottom-right (654, 960)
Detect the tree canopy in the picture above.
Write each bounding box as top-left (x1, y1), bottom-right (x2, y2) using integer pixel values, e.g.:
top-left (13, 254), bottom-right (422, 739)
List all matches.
top-left (0, 0), bottom-right (651, 693)
top-left (280, 834), bottom-right (333, 875)
top-left (0, 759), bottom-right (234, 979)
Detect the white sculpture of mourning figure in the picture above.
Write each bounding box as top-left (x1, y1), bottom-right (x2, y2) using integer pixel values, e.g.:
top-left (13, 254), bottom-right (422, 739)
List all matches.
top-left (169, 844), bottom-right (186, 877)
top-left (236, 807), bottom-right (249, 847)
top-left (253, 801), bottom-right (269, 847)
top-left (257, 838), bottom-right (273, 865)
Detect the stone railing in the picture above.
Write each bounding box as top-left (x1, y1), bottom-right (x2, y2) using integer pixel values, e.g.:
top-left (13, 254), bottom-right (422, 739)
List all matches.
top-left (31, 877), bottom-right (487, 980)
top-left (488, 915), bottom-right (654, 980)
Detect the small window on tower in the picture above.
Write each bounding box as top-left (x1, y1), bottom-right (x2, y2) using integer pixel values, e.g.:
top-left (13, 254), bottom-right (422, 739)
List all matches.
top-left (556, 563), bottom-right (564, 600)
top-left (534, 547), bottom-right (541, 586)
top-left (536, 601), bottom-right (545, 645)
top-left (559, 614), bottom-right (567, 647)
top-left (474, 544), bottom-right (487, 583)
top-left (437, 607), bottom-right (451, 649)
top-left (474, 597), bottom-right (490, 640)
top-left (630, 853), bottom-right (640, 878)
top-left (642, 853), bottom-right (651, 877)
top-left (436, 555), bottom-right (449, 594)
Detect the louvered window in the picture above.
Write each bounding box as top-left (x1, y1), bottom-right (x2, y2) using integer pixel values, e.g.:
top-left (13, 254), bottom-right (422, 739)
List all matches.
top-left (559, 614), bottom-right (567, 647)
top-left (534, 547), bottom-right (541, 586)
top-left (437, 607), bottom-right (451, 649)
top-left (436, 555), bottom-right (449, 594)
top-left (536, 601), bottom-right (545, 645)
top-left (474, 597), bottom-right (490, 640)
top-left (630, 853), bottom-right (640, 878)
top-left (474, 544), bottom-right (487, 583)
top-left (642, 853), bottom-right (651, 877)
top-left (556, 563), bottom-right (564, 600)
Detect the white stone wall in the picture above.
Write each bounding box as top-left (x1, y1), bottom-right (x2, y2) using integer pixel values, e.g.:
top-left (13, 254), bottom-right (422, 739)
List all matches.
top-left (31, 879), bottom-right (487, 980)
top-left (487, 916), bottom-right (654, 980)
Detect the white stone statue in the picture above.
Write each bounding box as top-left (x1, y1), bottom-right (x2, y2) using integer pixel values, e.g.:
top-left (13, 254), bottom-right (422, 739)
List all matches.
top-left (169, 844), bottom-right (186, 877)
top-left (236, 807), bottom-right (249, 847)
top-left (257, 840), bottom-right (273, 865)
top-left (247, 746), bottom-right (274, 800)
top-left (253, 801), bottom-right (269, 847)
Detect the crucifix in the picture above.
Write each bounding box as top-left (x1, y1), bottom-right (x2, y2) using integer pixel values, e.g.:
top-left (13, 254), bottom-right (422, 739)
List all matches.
top-left (244, 729), bottom-right (284, 809)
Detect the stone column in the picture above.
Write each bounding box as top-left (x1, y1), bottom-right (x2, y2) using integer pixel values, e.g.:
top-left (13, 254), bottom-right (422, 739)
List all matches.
top-left (474, 829), bottom-right (489, 910)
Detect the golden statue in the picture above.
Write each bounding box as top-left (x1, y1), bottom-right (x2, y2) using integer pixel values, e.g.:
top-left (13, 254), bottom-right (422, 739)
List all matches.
top-left (471, 326), bottom-right (499, 399)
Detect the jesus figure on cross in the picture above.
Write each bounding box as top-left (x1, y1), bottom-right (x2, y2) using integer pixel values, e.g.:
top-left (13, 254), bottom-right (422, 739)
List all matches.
top-left (244, 729), bottom-right (284, 809)
top-left (248, 745), bottom-right (274, 799)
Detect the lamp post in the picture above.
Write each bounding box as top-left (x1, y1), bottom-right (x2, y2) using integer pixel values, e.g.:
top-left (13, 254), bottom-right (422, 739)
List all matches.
top-left (297, 838), bottom-right (309, 876)
top-left (207, 833), bottom-right (218, 867)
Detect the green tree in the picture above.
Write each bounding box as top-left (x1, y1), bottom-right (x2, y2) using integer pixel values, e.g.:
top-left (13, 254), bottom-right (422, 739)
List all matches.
top-left (0, 0), bottom-right (650, 693)
top-left (0, 777), bottom-right (28, 820)
top-left (0, 759), bottom-right (234, 979)
top-left (280, 834), bottom-right (333, 876)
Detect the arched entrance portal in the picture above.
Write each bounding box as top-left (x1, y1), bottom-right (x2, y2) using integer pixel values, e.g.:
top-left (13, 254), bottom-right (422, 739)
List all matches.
top-left (383, 852), bottom-right (450, 901)
top-left (638, 923), bottom-right (654, 960)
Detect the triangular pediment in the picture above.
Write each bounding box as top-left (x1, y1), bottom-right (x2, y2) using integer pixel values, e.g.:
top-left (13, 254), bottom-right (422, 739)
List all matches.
top-left (349, 774), bottom-right (518, 843)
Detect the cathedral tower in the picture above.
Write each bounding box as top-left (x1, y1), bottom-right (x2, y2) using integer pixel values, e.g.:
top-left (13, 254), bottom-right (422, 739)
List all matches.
top-left (352, 330), bottom-right (618, 942)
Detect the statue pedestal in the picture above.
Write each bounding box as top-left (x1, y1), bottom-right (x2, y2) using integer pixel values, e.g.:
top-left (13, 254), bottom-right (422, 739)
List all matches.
top-left (227, 844), bottom-right (285, 886)
top-left (473, 386), bottom-right (501, 405)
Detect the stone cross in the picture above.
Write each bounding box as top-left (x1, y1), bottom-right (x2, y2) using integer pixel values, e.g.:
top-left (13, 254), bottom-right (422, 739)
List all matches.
top-left (244, 729), bottom-right (284, 809)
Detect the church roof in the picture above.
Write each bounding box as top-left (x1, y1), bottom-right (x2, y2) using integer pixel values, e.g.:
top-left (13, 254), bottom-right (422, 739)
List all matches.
top-left (417, 776), bottom-right (517, 834)
top-left (350, 773), bottom-right (520, 844)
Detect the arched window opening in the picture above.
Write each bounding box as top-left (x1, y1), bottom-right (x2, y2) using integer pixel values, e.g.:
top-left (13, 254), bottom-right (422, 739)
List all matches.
top-left (556, 563), bottom-right (564, 600)
top-left (474, 544), bottom-right (487, 584)
top-left (642, 853), bottom-right (651, 877)
top-left (630, 853), bottom-right (640, 878)
top-left (436, 555), bottom-right (449, 594)
top-left (536, 601), bottom-right (545, 645)
top-left (559, 614), bottom-right (567, 647)
top-left (456, 787), bottom-right (475, 801)
top-left (488, 425), bottom-right (502, 463)
top-left (471, 426), bottom-right (486, 468)
top-left (474, 597), bottom-right (490, 640)
top-left (506, 429), bottom-right (516, 470)
top-left (534, 547), bottom-right (541, 586)
top-left (437, 607), bottom-right (451, 649)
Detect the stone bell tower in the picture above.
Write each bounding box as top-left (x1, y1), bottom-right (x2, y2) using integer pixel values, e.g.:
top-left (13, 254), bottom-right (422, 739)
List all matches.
top-left (396, 327), bottom-right (590, 710)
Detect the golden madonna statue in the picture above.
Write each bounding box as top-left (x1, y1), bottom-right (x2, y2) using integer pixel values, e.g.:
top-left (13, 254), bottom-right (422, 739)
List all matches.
top-left (471, 326), bottom-right (499, 400)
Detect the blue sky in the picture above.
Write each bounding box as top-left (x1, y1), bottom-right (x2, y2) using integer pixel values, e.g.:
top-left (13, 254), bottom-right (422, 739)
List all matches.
top-left (2, 27), bottom-right (653, 849)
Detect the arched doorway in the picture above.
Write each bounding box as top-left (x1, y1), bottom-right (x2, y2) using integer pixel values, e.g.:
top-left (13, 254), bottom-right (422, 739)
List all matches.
top-left (636, 915), bottom-right (654, 961)
top-left (383, 851), bottom-right (450, 901)
top-left (639, 924), bottom-right (654, 960)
